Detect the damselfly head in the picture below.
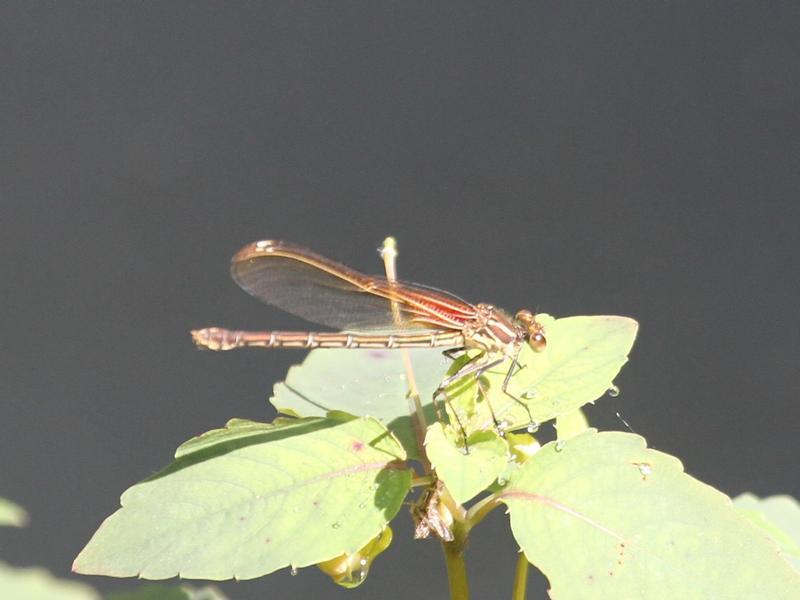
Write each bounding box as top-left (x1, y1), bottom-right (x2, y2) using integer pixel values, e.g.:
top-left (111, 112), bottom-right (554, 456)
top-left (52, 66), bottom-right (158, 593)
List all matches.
top-left (515, 310), bottom-right (547, 352)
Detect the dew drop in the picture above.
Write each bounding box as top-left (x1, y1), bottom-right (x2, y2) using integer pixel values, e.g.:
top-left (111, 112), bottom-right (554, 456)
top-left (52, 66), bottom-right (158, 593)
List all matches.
top-left (497, 477), bottom-right (507, 486)
top-left (521, 390), bottom-right (537, 400)
top-left (359, 558), bottom-right (368, 566)
top-left (634, 462), bottom-right (653, 478)
top-left (607, 385), bottom-right (620, 397)
top-left (332, 521), bottom-right (341, 529)
top-left (290, 566), bottom-right (298, 576)
top-left (527, 421), bottom-right (540, 434)
top-left (358, 501), bottom-right (367, 509)
top-left (555, 440), bottom-right (566, 452)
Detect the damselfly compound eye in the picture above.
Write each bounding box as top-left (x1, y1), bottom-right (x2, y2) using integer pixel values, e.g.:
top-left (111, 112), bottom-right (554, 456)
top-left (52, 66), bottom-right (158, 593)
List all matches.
top-left (529, 332), bottom-right (546, 352)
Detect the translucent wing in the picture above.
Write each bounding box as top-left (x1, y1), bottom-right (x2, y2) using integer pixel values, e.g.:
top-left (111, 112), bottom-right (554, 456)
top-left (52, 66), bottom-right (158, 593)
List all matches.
top-left (230, 240), bottom-right (477, 332)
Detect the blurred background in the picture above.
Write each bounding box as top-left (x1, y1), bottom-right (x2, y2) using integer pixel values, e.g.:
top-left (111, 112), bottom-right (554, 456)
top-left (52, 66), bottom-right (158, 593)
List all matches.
top-left (1, 3), bottom-right (798, 598)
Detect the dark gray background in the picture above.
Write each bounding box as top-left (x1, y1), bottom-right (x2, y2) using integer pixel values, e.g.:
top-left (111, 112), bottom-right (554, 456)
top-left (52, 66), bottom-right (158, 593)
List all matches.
top-left (2, 3), bottom-right (799, 599)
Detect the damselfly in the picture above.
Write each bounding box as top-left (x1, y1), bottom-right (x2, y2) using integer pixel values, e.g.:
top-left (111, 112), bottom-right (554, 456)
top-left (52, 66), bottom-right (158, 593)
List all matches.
top-left (192, 240), bottom-right (546, 433)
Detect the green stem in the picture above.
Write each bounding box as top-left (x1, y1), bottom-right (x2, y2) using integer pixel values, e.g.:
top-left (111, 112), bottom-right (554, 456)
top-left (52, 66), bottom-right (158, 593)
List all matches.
top-left (511, 552), bottom-right (529, 600)
top-left (464, 493), bottom-right (502, 530)
top-left (438, 486), bottom-right (470, 600)
top-left (442, 538), bottom-right (469, 600)
top-left (436, 491), bottom-right (504, 600)
top-left (441, 488), bottom-right (469, 599)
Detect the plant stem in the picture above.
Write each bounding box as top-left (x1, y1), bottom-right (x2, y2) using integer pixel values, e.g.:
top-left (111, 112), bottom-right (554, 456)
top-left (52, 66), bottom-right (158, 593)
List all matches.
top-left (380, 237), bottom-right (475, 600)
top-left (442, 537), bottom-right (469, 600)
top-left (440, 481), bottom-right (479, 600)
top-left (437, 490), bottom-right (504, 599)
top-left (380, 236), bottom-right (431, 470)
top-left (511, 552), bottom-right (529, 600)
top-left (464, 493), bottom-right (502, 530)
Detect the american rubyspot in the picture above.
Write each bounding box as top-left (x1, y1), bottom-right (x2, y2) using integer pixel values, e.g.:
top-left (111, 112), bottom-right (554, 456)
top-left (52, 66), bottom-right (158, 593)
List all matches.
top-left (192, 240), bottom-right (547, 434)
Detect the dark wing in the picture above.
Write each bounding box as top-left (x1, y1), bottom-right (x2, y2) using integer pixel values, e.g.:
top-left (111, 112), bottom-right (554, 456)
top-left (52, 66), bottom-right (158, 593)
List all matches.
top-left (230, 240), bottom-right (477, 331)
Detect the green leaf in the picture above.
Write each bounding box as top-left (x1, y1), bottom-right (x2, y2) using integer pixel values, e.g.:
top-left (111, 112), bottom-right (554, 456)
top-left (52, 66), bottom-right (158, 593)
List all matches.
top-left (0, 562), bottom-right (98, 600)
top-left (734, 493), bottom-right (800, 571)
top-left (448, 315), bottom-right (638, 432)
top-left (0, 497), bottom-right (28, 527)
top-left (555, 408), bottom-right (589, 440)
top-left (175, 416), bottom-right (324, 459)
top-left (500, 430), bottom-right (800, 599)
top-left (424, 423), bottom-right (508, 504)
top-left (271, 348), bottom-right (450, 458)
top-left (74, 416), bottom-right (411, 581)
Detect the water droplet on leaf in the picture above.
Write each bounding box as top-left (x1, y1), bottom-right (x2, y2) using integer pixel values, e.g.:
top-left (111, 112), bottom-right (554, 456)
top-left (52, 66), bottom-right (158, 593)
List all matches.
top-left (607, 385), bottom-right (620, 397)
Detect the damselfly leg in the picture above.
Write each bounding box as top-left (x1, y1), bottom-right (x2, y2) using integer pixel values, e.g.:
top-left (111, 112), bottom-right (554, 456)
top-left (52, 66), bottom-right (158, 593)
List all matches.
top-left (436, 345), bottom-right (538, 445)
